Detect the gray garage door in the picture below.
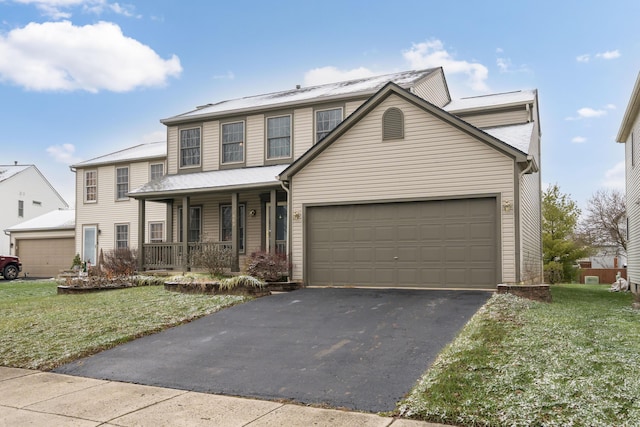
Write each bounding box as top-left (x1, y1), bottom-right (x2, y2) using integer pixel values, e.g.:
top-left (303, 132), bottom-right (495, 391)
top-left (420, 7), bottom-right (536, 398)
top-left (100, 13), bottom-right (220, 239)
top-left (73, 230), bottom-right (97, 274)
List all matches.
top-left (17, 238), bottom-right (75, 278)
top-left (307, 198), bottom-right (497, 288)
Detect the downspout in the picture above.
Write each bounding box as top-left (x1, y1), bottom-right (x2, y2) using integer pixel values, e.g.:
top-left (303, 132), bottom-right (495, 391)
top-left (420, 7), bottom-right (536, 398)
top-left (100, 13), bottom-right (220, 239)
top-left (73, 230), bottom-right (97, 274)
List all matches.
top-left (280, 179), bottom-right (292, 281)
top-left (517, 155), bottom-right (537, 283)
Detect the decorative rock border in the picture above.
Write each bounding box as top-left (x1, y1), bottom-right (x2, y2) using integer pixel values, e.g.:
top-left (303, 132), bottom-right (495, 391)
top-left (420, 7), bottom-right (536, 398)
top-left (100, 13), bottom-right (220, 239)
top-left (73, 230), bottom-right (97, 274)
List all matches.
top-left (496, 284), bottom-right (552, 303)
top-left (57, 284), bottom-right (133, 295)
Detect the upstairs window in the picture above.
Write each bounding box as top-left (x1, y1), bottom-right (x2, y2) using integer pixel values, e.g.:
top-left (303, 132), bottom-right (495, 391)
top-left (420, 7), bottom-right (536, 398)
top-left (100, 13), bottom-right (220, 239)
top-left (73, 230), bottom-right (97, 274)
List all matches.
top-left (316, 108), bottom-right (342, 142)
top-left (180, 128), bottom-right (201, 168)
top-left (267, 115), bottom-right (291, 159)
top-left (18, 200), bottom-right (24, 217)
top-left (85, 170), bottom-right (97, 203)
top-left (116, 167), bottom-right (129, 200)
top-left (150, 163), bottom-right (164, 180)
top-left (383, 107), bottom-right (404, 140)
top-left (222, 121), bottom-right (244, 164)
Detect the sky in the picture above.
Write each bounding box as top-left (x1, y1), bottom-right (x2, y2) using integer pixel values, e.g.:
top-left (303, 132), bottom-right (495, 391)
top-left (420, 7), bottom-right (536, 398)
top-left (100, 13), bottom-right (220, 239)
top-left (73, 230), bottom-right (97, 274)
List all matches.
top-left (1, 0), bottom-right (638, 212)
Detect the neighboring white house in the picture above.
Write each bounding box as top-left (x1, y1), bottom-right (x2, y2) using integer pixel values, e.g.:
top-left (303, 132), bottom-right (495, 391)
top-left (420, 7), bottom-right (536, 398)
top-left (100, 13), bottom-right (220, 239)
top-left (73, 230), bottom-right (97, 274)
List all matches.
top-left (71, 142), bottom-right (167, 265)
top-left (616, 71), bottom-right (640, 293)
top-left (128, 68), bottom-right (543, 288)
top-left (5, 209), bottom-right (75, 278)
top-left (0, 164), bottom-right (69, 254)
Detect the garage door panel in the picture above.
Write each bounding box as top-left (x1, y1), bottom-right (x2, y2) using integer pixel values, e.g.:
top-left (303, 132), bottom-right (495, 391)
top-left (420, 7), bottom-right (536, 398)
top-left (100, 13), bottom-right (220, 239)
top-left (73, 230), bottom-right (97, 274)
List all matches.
top-left (17, 238), bottom-right (75, 278)
top-left (307, 198), bottom-right (496, 288)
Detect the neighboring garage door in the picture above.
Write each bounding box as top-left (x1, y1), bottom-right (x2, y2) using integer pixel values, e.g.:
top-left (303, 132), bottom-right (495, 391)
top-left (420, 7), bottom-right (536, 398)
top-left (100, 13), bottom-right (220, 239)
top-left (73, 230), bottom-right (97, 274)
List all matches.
top-left (17, 238), bottom-right (75, 278)
top-left (307, 198), bottom-right (497, 288)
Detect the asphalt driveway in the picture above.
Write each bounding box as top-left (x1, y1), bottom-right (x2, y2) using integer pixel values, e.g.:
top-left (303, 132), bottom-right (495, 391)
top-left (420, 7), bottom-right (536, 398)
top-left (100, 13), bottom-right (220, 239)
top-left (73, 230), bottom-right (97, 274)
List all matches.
top-left (55, 288), bottom-right (491, 412)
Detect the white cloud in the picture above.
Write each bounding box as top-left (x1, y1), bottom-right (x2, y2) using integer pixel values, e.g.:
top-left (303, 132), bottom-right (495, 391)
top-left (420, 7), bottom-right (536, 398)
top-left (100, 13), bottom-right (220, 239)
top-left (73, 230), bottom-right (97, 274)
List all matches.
top-left (576, 54), bottom-right (590, 63)
top-left (602, 161), bottom-right (625, 190)
top-left (605, 104), bottom-right (616, 110)
top-left (47, 143), bottom-right (81, 164)
top-left (496, 56), bottom-right (530, 74)
top-left (212, 71), bottom-right (235, 80)
top-left (304, 66), bottom-right (376, 86)
top-left (566, 107), bottom-right (608, 120)
top-left (571, 136), bottom-right (587, 144)
top-left (596, 50), bottom-right (621, 60)
top-left (402, 40), bottom-right (489, 91)
top-left (0, 21), bottom-right (182, 92)
top-left (11, 0), bottom-right (136, 19)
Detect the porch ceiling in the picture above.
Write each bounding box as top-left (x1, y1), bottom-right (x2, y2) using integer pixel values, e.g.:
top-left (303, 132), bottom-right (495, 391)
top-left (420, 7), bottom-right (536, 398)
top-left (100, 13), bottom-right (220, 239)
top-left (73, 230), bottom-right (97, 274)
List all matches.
top-left (128, 164), bottom-right (289, 200)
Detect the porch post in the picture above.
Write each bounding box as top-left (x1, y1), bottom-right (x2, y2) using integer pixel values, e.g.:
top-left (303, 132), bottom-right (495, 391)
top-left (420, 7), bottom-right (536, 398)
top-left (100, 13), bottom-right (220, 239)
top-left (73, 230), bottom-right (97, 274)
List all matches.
top-left (269, 189), bottom-right (277, 254)
top-left (137, 199), bottom-right (145, 271)
top-left (166, 201), bottom-right (173, 243)
top-left (231, 192), bottom-right (240, 272)
top-left (182, 196), bottom-right (189, 271)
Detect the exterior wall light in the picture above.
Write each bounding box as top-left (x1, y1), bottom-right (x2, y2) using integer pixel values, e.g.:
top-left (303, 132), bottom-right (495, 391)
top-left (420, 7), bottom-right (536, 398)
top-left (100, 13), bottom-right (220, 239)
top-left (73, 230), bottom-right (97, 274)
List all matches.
top-left (502, 200), bottom-right (513, 212)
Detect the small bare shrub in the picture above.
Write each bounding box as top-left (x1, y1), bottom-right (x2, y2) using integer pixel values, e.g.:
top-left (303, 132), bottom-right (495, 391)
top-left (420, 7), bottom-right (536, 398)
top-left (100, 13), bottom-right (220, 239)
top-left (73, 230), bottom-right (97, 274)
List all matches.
top-left (247, 251), bottom-right (289, 282)
top-left (102, 248), bottom-right (138, 278)
top-left (189, 243), bottom-right (232, 276)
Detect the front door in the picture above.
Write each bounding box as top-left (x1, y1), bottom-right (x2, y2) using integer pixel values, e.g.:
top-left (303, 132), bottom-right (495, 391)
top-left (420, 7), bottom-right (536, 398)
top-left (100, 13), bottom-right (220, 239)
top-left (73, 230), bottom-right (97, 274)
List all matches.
top-left (266, 202), bottom-right (287, 254)
top-left (82, 225), bottom-right (97, 265)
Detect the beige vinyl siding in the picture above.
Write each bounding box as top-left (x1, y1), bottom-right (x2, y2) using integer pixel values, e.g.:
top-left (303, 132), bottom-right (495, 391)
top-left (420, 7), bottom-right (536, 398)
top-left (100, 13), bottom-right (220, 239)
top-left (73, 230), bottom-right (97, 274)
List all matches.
top-left (202, 120), bottom-right (220, 171)
top-left (519, 169), bottom-right (543, 282)
top-left (246, 114), bottom-right (264, 167)
top-left (413, 70), bottom-right (450, 107)
top-left (293, 107), bottom-right (313, 158)
top-left (455, 109), bottom-right (530, 128)
top-left (167, 126), bottom-right (178, 174)
top-left (74, 161), bottom-right (165, 257)
top-left (290, 94), bottom-right (517, 283)
top-left (627, 118), bottom-right (640, 290)
top-left (344, 100), bottom-right (366, 117)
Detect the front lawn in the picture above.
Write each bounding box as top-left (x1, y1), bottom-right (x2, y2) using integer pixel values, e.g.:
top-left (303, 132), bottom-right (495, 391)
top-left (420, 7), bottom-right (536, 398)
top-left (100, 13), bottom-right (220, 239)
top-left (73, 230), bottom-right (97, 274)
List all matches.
top-left (398, 284), bottom-right (640, 426)
top-left (0, 280), bottom-right (245, 370)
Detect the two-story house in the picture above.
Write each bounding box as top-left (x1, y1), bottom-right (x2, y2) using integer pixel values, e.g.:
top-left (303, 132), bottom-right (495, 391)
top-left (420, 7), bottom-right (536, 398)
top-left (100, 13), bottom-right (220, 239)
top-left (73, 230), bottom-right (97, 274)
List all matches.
top-left (128, 67), bottom-right (542, 289)
top-left (0, 164), bottom-right (68, 254)
top-left (616, 71), bottom-right (640, 294)
top-left (71, 142), bottom-right (167, 265)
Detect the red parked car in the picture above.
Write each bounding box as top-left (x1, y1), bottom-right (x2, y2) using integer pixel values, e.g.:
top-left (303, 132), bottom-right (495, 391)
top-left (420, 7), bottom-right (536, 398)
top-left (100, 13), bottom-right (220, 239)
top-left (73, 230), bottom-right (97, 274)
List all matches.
top-left (0, 255), bottom-right (21, 280)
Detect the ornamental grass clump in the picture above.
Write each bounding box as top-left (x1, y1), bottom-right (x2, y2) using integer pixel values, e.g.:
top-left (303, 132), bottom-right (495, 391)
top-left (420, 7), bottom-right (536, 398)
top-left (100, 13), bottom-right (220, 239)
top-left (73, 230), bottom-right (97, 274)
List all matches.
top-left (219, 275), bottom-right (264, 291)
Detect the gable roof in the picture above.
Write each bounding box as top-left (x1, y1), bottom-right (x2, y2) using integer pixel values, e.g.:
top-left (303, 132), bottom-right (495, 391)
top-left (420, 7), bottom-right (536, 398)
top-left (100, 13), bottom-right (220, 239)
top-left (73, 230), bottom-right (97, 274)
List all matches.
top-left (0, 165), bottom-right (31, 183)
top-left (444, 90), bottom-right (537, 113)
top-left (161, 68), bottom-right (441, 125)
top-left (71, 141), bottom-right (166, 168)
top-left (279, 83), bottom-right (531, 181)
top-left (616, 71), bottom-right (640, 142)
top-left (5, 209), bottom-right (75, 232)
top-left (129, 164), bottom-right (288, 200)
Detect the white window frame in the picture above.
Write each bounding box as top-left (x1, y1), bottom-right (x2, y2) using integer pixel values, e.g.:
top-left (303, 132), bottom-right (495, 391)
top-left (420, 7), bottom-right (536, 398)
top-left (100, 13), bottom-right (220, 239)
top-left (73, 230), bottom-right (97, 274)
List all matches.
top-left (115, 166), bottom-right (129, 200)
top-left (315, 107), bottom-right (343, 143)
top-left (221, 121), bottom-right (245, 164)
top-left (266, 115), bottom-right (292, 159)
top-left (150, 163), bottom-right (164, 181)
top-left (115, 224), bottom-right (129, 249)
top-left (84, 170), bottom-right (97, 203)
top-left (180, 127), bottom-right (201, 169)
top-left (149, 222), bottom-right (165, 243)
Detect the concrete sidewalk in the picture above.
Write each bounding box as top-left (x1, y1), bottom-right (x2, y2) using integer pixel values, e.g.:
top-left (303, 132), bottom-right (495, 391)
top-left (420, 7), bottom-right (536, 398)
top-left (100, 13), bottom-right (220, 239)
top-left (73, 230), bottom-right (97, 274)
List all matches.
top-left (0, 367), bottom-right (449, 427)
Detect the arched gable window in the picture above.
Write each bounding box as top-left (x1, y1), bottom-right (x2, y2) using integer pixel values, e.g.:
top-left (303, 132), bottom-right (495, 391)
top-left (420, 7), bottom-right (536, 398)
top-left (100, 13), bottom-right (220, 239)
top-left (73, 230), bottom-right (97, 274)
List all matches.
top-left (382, 107), bottom-right (404, 140)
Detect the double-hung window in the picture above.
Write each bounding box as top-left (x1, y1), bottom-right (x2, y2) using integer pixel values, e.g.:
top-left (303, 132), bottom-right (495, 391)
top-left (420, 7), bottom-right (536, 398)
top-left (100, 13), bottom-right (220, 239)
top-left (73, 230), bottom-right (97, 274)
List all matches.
top-left (180, 128), bottom-right (201, 168)
top-left (222, 121), bottom-right (244, 164)
top-left (150, 163), bottom-right (164, 180)
top-left (178, 206), bottom-right (202, 242)
top-left (18, 200), bottom-right (24, 217)
top-left (115, 224), bottom-right (129, 249)
top-left (149, 222), bottom-right (164, 243)
top-left (267, 115), bottom-right (291, 159)
top-left (85, 170), bottom-right (97, 203)
top-left (316, 107), bottom-right (342, 142)
top-left (116, 167), bottom-right (129, 200)
top-left (221, 204), bottom-right (245, 252)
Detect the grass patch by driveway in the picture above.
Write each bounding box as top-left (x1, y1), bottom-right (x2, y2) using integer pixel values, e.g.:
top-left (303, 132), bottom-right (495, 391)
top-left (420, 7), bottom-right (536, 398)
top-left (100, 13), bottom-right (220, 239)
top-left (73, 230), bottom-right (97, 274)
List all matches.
top-left (0, 280), bottom-right (245, 370)
top-left (398, 284), bottom-right (640, 426)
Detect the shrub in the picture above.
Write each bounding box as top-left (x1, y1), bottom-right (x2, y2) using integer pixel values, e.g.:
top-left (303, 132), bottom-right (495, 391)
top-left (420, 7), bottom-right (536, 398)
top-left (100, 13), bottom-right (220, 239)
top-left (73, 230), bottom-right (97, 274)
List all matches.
top-left (189, 242), bottom-right (232, 276)
top-left (70, 253), bottom-right (82, 270)
top-left (102, 248), bottom-right (138, 278)
top-left (246, 251), bottom-right (289, 282)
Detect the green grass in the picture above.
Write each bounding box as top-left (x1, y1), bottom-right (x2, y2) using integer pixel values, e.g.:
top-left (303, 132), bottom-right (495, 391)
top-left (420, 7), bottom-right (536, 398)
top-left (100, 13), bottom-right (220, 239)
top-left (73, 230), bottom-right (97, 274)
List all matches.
top-left (398, 284), bottom-right (640, 427)
top-left (0, 280), bottom-right (245, 370)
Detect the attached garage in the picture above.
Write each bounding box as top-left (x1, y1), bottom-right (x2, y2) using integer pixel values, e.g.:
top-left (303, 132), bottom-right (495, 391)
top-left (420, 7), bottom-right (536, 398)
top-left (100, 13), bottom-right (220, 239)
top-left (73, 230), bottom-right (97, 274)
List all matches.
top-left (306, 198), bottom-right (497, 288)
top-left (5, 209), bottom-right (75, 279)
top-left (16, 237), bottom-right (75, 278)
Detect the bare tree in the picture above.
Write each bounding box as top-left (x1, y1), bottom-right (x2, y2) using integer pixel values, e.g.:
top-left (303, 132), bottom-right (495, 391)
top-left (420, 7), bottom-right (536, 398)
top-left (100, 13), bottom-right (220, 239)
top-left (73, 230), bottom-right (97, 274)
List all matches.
top-left (579, 189), bottom-right (627, 254)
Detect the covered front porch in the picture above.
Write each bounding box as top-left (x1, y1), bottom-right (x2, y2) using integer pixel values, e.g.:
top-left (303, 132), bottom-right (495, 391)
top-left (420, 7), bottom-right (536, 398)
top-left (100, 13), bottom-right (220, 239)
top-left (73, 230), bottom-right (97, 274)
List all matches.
top-left (129, 165), bottom-right (289, 273)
